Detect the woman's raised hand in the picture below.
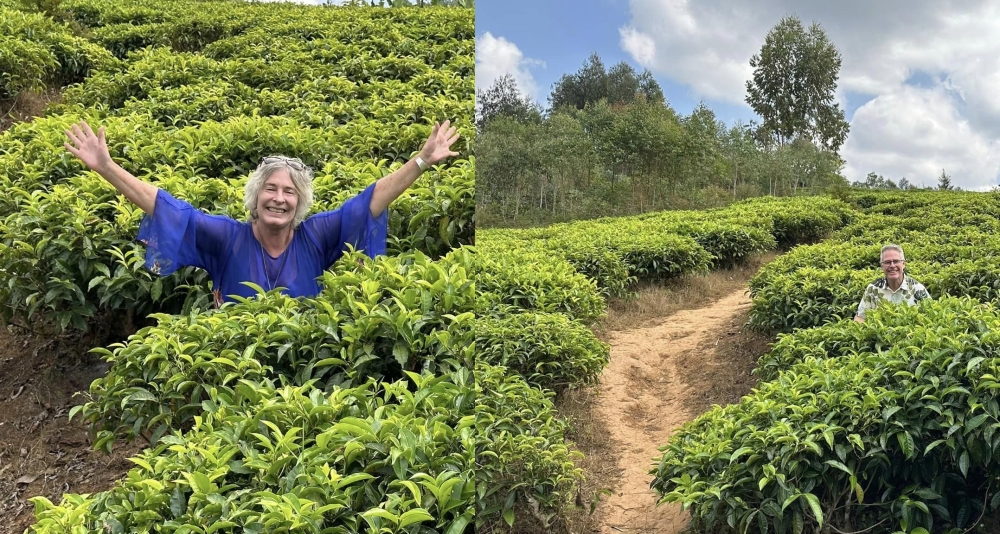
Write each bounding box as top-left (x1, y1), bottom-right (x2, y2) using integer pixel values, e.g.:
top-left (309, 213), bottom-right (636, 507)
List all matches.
top-left (63, 120), bottom-right (158, 214)
top-left (64, 121), bottom-right (113, 172)
top-left (417, 120), bottom-right (460, 166)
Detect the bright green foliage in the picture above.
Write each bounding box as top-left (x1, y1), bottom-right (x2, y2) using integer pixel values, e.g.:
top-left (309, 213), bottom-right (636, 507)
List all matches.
top-left (654, 297), bottom-right (1000, 532)
top-left (0, 172), bottom-right (212, 331)
top-left (749, 192), bottom-right (1000, 332)
top-left (525, 215), bottom-right (725, 278)
top-left (476, 246), bottom-right (606, 322)
top-left (73, 249), bottom-right (474, 451)
top-left (35, 371), bottom-right (476, 533)
top-left (477, 229), bottom-right (634, 299)
top-left (480, 220), bottom-right (713, 291)
top-left (479, 195), bottom-right (854, 301)
top-left (472, 196), bottom-right (856, 529)
top-left (658, 190), bottom-right (1000, 532)
top-left (477, 311), bottom-right (610, 392)
top-left (386, 157), bottom-right (475, 258)
top-left (749, 260), bottom-right (879, 331)
top-left (0, 0), bottom-right (474, 333)
top-left (475, 362), bottom-right (583, 530)
top-left (6, 1), bottom-right (481, 532)
top-left (730, 195), bottom-right (854, 249)
top-left (0, 6), bottom-right (114, 99)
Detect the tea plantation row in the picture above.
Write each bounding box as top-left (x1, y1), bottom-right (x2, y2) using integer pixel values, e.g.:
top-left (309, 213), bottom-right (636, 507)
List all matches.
top-left (0, 1), bottom-right (495, 533)
top-left (655, 190), bottom-right (1000, 533)
top-left (0, 0), bottom-right (474, 334)
top-left (476, 195), bottom-right (855, 529)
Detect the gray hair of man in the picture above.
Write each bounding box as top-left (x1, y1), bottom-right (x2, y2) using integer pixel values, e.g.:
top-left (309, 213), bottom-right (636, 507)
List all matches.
top-left (880, 244), bottom-right (905, 262)
top-left (244, 156), bottom-right (315, 228)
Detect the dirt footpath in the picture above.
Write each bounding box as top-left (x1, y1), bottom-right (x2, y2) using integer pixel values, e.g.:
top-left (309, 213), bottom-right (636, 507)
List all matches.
top-left (0, 327), bottom-right (143, 534)
top-left (591, 288), bottom-right (764, 533)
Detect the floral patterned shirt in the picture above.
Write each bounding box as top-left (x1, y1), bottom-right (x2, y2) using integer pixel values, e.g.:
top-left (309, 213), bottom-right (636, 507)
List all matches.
top-left (855, 275), bottom-right (931, 319)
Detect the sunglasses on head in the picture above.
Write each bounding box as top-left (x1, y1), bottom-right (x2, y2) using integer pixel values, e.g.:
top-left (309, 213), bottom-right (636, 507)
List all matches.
top-left (260, 156), bottom-right (307, 171)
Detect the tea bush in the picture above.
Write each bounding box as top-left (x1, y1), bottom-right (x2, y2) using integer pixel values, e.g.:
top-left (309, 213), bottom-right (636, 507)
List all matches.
top-left (476, 311), bottom-right (609, 392)
top-left (74, 249), bottom-right (474, 451)
top-left (475, 362), bottom-right (584, 530)
top-left (0, 0), bottom-right (474, 334)
top-left (476, 230), bottom-right (633, 299)
top-left (654, 297), bottom-right (1000, 533)
top-left (0, 6), bottom-right (114, 99)
top-left (476, 246), bottom-right (606, 323)
top-left (730, 195), bottom-right (855, 249)
top-left (37, 371), bottom-right (477, 533)
top-left (479, 196), bottom-right (855, 302)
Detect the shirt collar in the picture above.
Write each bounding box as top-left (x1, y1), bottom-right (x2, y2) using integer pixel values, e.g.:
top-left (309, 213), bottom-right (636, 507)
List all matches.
top-left (883, 275), bottom-right (909, 293)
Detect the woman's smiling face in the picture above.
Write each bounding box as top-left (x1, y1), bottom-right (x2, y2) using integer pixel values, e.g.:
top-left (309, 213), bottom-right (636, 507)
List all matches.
top-left (256, 168), bottom-right (299, 230)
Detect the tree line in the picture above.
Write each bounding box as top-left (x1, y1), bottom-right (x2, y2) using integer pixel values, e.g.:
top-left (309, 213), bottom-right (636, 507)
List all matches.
top-left (853, 169), bottom-right (960, 191)
top-left (476, 16), bottom-right (864, 227)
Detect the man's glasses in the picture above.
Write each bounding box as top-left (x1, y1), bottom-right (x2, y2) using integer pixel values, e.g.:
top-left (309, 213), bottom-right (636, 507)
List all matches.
top-left (260, 156), bottom-right (307, 171)
top-left (880, 259), bottom-right (904, 266)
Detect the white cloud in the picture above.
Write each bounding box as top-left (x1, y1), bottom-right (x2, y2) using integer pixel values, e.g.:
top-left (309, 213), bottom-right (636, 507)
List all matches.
top-left (620, 0), bottom-right (1000, 189)
top-left (842, 85), bottom-right (1000, 190)
top-left (475, 32), bottom-right (544, 103)
top-left (619, 27), bottom-right (656, 67)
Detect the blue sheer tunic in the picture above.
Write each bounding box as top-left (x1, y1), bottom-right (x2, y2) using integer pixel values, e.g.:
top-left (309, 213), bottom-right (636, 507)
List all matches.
top-left (137, 182), bottom-right (387, 304)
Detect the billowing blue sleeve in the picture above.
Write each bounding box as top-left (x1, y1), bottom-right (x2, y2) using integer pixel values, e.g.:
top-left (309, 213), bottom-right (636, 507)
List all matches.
top-left (304, 182), bottom-right (388, 266)
top-left (136, 189), bottom-right (237, 276)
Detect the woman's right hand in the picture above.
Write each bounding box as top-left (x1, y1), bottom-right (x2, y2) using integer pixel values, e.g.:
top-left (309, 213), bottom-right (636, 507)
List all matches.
top-left (62, 120), bottom-right (158, 215)
top-left (64, 121), bottom-right (113, 172)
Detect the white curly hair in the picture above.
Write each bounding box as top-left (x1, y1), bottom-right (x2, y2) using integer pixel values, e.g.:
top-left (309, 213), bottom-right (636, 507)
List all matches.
top-left (244, 156), bottom-right (315, 228)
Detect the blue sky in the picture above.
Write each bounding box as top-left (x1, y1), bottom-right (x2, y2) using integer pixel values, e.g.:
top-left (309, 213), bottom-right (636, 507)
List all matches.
top-left (476, 0), bottom-right (1000, 190)
top-left (476, 0), bottom-right (760, 126)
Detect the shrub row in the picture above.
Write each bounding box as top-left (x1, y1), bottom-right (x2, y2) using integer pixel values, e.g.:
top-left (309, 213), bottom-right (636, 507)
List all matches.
top-left (654, 297), bottom-right (1000, 533)
top-left (73, 249), bottom-right (474, 451)
top-left (475, 362), bottom-right (584, 530)
top-left (749, 193), bottom-right (1000, 332)
top-left (57, 45), bottom-right (471, 114)
top-left (60, 0), bottom-right (474, 59)
top-left (36, 372), bottom-right (477, 533)
top-left (479, 195), bottom-right (855, 299)
top-left (475, 246), bottom-right (606, 323)
top-left (0, 6), bottom-right (115, 99)
top-left (476, 311), bottom-right (610, 392)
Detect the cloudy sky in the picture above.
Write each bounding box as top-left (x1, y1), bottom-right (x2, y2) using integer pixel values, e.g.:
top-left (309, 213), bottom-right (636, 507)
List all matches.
top-left (477, 0), bottom-right (1000, 190)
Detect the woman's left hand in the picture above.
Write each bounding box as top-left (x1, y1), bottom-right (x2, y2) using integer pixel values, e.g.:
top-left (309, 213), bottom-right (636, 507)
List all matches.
top-left (418, 120), bottom-right (460, 166)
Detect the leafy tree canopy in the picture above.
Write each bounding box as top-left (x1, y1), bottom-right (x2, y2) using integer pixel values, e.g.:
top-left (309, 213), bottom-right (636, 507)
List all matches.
top-left (746, 16), bottom-right (850, 153)
top-left (548, 52), bottom-right (664, 111)
top-left (476, 73), bottom-right (542, 129)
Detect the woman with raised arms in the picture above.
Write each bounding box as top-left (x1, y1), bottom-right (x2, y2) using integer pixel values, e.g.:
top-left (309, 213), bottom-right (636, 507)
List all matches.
top-left (64, 120), bottom-right (459, 306)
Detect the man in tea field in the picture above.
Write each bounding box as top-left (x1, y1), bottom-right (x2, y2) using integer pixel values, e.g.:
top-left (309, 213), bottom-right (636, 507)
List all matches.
top-left (854, 244), bottom-right (931, 323)
top-left (64, 120), bottom-right (460, 306)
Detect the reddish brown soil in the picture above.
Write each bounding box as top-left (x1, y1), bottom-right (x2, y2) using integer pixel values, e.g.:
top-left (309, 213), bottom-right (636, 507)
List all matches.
top-left (0, 326), bottom-right (143, 534)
